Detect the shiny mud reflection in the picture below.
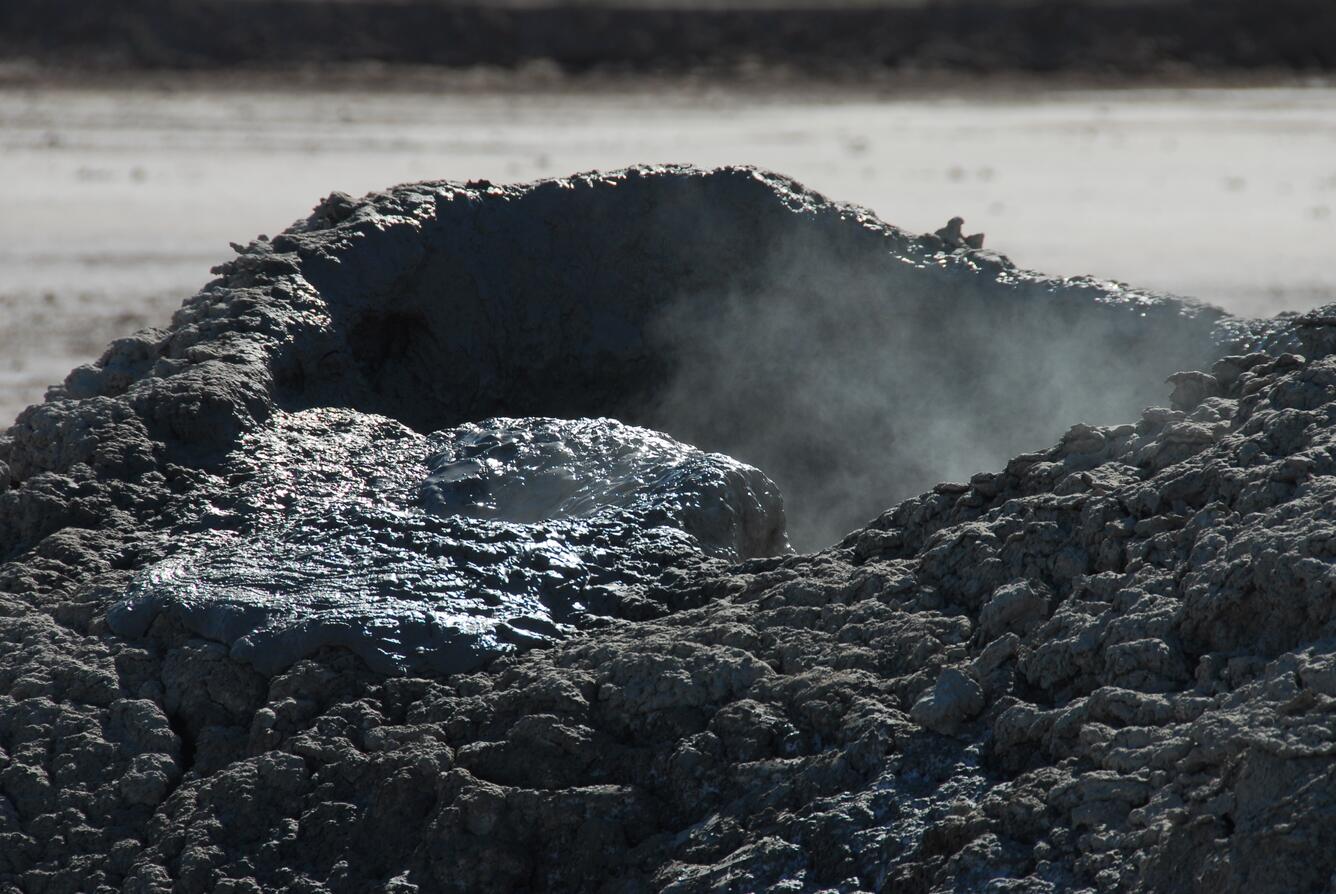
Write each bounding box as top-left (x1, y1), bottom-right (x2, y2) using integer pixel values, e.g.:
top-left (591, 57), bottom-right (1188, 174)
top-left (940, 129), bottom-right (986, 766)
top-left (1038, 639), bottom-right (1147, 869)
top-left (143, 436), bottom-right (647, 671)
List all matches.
top-left (109, 410), bottom-right (788, 675)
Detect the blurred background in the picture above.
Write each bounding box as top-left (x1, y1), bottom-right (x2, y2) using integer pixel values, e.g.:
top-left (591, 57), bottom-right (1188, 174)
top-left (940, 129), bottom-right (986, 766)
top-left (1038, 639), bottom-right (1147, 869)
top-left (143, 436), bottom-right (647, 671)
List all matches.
top-left (2, 0), bottom-right (1335, 425)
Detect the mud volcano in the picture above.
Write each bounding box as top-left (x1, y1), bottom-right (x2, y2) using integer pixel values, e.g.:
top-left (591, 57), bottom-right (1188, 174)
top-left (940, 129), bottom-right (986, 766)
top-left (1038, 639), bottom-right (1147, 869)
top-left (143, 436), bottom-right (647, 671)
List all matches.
top-left (3, 166), bottom-right (1335, 894)
top-left (79, 165), bottom-right (1240, 550)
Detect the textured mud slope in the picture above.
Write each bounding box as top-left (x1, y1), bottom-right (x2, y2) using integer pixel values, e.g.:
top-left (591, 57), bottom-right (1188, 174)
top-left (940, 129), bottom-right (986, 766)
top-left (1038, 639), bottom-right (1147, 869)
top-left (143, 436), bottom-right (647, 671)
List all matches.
top-left (1, 166), bottom-right (1329, 894)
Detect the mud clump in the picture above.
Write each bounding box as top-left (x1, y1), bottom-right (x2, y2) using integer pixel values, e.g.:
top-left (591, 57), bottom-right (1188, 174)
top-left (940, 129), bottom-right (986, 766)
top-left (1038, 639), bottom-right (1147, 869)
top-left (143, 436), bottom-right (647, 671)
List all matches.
top-left (0, 165), bottom-right (1330, 893)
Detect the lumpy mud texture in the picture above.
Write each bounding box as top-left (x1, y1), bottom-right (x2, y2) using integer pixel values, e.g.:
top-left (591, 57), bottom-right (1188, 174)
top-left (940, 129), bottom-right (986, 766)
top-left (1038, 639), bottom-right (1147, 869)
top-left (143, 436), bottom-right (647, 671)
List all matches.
top-left (2, 165), bottom-right (1332, 893)
top-left (108, 412), bottom-right (788, 676)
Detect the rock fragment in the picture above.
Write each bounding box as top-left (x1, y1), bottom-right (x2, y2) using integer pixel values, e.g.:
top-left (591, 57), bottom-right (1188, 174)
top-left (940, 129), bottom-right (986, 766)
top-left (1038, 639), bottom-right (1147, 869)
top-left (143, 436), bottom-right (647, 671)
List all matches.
top-left (912, 666), bottom-right (986, 735)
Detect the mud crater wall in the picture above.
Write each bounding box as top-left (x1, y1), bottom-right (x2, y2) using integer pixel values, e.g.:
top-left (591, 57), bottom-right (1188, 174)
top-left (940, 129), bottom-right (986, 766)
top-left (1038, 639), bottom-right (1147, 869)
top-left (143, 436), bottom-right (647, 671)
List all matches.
top-left (267, 166), bottom-right (1231, 548)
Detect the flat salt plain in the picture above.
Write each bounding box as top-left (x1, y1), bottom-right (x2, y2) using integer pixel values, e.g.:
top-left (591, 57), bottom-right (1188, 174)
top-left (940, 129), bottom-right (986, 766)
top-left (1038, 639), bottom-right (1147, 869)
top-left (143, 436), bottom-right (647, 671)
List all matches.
top-left (2, 77), bottom-right (1335, 426)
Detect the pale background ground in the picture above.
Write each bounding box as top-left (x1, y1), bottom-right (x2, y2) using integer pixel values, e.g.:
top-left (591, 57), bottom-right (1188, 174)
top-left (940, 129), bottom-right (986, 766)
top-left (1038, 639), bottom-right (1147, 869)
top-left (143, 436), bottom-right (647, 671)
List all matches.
top-left (3, 78), bottom-right (1335, 426)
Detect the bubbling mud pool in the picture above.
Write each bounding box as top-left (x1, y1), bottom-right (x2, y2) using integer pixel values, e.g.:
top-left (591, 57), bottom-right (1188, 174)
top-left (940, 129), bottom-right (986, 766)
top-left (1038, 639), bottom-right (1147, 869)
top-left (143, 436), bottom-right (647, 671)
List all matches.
top-left (109, 411), bottom-right (787, 675)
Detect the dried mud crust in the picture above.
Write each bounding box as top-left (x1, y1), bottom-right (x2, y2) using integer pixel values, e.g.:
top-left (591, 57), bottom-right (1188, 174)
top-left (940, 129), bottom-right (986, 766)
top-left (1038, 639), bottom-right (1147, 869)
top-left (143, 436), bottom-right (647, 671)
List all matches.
top-left (0, 165), bottom-right (1329, 893)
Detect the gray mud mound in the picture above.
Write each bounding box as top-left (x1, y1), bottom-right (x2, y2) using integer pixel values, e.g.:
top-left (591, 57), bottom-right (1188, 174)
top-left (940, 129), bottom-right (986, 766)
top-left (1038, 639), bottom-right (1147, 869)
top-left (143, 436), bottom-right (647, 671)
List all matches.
top-left (31, 163), bottom-right (1241, 550)
top-left (1, 165), bottom-right (1330, 894)
top-left (108, 411), bottom-right (787, 676)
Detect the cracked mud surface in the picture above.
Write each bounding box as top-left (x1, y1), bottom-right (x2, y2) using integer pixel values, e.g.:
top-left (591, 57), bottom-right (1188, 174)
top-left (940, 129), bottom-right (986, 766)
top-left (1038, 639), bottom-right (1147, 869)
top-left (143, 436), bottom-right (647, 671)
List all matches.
top-left (2, 165), bottom-right (1333, 893)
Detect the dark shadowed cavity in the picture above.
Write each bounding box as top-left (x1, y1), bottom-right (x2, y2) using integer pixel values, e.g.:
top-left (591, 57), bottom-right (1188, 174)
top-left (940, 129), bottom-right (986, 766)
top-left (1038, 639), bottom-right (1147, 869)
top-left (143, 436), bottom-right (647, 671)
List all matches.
top-left (285, 169), bottom-right (1226, 550)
